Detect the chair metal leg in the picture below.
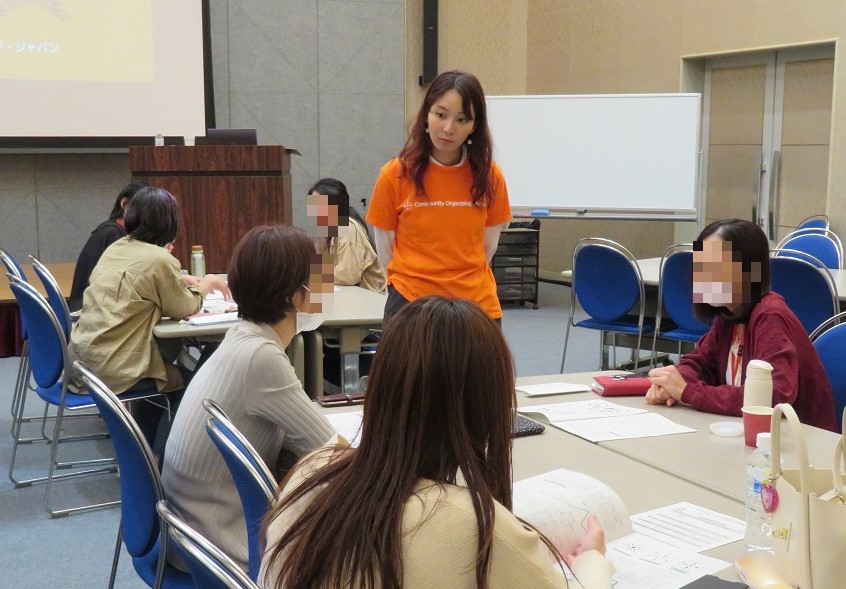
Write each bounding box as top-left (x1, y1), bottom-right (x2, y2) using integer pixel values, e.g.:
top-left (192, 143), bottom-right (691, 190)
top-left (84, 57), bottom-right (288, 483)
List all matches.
top-left (611, 332), bottom-right (618, 369)
top-left (154, 520), bottom-right (169, 589)
top-left (7, 391), bottom-right (118, 511)
top-left (633, 331), bottom-right (643, 371)
top-left (108, 524), bottom-right (123, 589)
top-left (560, 319), bottom-right (573, 373)
top-left (43, 400), bottom-right (119, 516)
top-left (650, 327), bottom-right (660, 368)
top-left (9, 342), bottom-right (27, 421)
top-left (598, 331), bottom-right (606, 369)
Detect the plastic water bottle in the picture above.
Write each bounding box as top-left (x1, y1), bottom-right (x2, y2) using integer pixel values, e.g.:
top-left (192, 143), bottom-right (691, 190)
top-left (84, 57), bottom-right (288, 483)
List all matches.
top-left (155, 133), bottom-right (164, 147)
top-left (744, 432), bottom-right (773, 551)
top-left (190, 245), bottom-right (206, 277)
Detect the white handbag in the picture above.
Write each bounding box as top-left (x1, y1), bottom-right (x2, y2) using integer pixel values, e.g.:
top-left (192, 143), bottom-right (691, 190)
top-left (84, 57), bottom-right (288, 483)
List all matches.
top-left (769, 403), bottom-right (846, 589)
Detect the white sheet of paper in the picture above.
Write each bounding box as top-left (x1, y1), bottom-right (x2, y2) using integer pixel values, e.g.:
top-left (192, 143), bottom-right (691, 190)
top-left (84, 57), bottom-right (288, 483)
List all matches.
top-left (606, 532), bottom-right (730, 589)
top-left (517, 399), bottom-right (646, 422)
top-left (516, 382), bottom-right (592, 397)
top-left (202, 290), bottom-right (237, 313)
top-left (631, 501), bottom-right (745, 552)
top-left (324, 411), bottom-right (363, 448)
top-left (552, 412), bottom-right (696, 442)
top-left (513, 468), bottom-right (633, 555)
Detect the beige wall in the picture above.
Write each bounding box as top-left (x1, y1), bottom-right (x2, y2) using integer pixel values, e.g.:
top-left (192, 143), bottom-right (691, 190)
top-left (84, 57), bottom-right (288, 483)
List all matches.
top-left (526, 0), bottom-right (846, 274)
top-left (408, 0), bottom-right (846, 278)
top-left (406, 0), bottom-right (676, 278)
top-left (405, 0), bottom-right (528, 120)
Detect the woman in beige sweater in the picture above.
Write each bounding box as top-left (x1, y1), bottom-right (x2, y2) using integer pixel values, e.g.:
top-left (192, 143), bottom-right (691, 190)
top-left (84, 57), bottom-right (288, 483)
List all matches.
top-left (260, 296), bottom-right (615, 589)
top-left (308, 178), bottom-right (386, 293)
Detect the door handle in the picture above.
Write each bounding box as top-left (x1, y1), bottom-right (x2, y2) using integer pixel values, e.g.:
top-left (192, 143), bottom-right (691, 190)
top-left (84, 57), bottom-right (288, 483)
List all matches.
top-left (769, 150), bottom-right (781, 240)
top-left (753, 149), bottom-right (764, 226)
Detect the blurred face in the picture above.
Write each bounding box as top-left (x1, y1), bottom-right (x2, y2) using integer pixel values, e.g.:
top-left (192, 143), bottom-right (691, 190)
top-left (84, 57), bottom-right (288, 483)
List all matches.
top-left (307, 192), bottom-right (340, 236)
top-left (427, 89), bottom-right (474, 165)
top-left (294, 248), bottom-right (334, 314)
top-left (692, 235), bottom-right (743, 309)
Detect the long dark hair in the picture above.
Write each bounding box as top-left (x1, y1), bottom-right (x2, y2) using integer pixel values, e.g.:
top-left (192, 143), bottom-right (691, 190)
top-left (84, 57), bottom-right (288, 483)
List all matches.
top-left (400, 70), bottom-right (495, 206)
top-left (262, 296), bottom-right (520, 589)
top-left (693, 219), bottom-right (771, 323)
top-left (307, 178), bottom-right (374, 253)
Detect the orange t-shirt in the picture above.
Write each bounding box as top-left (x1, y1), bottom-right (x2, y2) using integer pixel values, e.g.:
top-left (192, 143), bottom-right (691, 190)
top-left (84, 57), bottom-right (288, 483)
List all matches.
top-left (366, 157), bottom-right (511, 318)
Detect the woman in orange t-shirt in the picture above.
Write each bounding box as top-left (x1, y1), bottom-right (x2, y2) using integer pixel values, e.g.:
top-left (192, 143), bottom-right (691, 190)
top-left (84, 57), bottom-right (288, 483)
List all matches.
top-left (366, 70), bottom-right (511, 323)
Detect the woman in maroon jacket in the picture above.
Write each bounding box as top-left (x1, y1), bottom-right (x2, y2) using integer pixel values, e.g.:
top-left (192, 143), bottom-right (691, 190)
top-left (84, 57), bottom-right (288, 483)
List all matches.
top-left (646, 219), bottom-right (837, 432)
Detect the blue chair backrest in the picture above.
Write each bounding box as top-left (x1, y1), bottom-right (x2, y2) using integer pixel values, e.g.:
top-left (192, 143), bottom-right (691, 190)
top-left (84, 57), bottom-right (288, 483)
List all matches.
top-left (770, 256), bottom-right (837, 334)
top-left (778, 234), bottom-right (840, 269)
top-left (205, 417), bottom-right (274, 581)
top-left (796, 218), bottom-right (828, 232)
top-left (0, 248), bottom-right (27, 282)
top-left (75, 363), bottom-right (163, 559)
top-left (574, 244), bottom-right (639, 322)
top-left (9, 279), bottom-right (64, 389)
top-left (812, 324), bottom-right (846, 433)
top-left (1, 249), bottom-right (29, 339)
top-left (660, 250), bottom-right (712, 334)
top-left (31, 257), bottom-right (71, 340)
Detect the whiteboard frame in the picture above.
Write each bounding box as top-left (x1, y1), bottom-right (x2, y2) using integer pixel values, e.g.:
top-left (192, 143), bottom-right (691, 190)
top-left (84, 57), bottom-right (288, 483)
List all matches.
top-left (486, 93), bottom-right (702, 221)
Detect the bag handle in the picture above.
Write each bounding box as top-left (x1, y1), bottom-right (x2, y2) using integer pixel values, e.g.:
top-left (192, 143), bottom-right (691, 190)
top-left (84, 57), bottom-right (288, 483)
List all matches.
top-left (770, 403), bottom-right (811, 494)
top-left (834, 410), bottom-right (846, 496)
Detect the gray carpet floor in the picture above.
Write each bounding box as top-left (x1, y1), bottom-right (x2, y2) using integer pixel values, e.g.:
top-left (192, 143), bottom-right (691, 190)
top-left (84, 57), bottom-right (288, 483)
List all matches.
top-left (1, 281), bottom-right (606, 588)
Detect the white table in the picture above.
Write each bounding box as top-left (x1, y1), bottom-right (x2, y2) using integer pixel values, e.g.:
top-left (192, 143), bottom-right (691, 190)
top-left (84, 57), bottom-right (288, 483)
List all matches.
top-left (153, 285), bottom-right (387, 396)
top-left (516, 372), bottom-right (841, 503)
top-left (317, 390), bottom-right (747, 583)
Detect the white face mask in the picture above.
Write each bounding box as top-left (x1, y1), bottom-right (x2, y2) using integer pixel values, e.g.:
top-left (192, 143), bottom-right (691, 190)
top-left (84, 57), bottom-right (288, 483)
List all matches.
top-left (692, 281), bottom-right (735, 307)
top-left (296, 312), bottom-right (324, 334)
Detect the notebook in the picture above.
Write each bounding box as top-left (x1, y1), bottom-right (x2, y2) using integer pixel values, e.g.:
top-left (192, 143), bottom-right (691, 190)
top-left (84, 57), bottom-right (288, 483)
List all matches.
top-left (184, 311), bottom-right (240, 326)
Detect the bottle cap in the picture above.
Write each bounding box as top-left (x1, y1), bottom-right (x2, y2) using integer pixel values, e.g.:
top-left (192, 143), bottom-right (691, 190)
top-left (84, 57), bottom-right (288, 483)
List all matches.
top-left (746, 359), bottom-right (774, 379)
top-left (192, 245), bottom-right (203, 252)
top-left (756, 432), bottom-right (771, 451)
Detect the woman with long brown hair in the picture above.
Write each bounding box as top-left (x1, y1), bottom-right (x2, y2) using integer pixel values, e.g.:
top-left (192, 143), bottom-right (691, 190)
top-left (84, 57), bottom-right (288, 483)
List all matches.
top-left (366, 71), bottom-right (511, 324)
top-left (260, 296), bottom-right (614, 589)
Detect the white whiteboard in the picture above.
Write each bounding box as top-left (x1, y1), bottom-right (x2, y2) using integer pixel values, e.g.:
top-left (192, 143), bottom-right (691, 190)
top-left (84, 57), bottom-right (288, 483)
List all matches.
top-left (486, 94), bottom-right (701, 216)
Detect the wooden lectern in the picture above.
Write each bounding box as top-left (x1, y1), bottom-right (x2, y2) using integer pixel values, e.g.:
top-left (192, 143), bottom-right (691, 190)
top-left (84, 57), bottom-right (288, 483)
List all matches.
top-left (129, 145), bottom-right (293, 273)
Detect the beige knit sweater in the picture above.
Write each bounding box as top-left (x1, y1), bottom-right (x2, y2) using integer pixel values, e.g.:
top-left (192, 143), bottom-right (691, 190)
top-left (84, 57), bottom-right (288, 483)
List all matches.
top-left (260, 447), bottom-right (615, 588)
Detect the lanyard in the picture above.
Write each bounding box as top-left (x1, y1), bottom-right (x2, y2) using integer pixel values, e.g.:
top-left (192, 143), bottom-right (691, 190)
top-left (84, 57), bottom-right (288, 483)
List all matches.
top-left (729, 323), bottom-right (746, 386)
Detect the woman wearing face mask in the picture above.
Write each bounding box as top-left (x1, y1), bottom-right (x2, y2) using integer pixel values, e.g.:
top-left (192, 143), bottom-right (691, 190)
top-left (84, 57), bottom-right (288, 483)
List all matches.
top-left (162, 224), bottom-right (335, 574)
top-left (646, 219), bottom-right (837, 431)
top-left (366, 70), bottom-right (511, 324)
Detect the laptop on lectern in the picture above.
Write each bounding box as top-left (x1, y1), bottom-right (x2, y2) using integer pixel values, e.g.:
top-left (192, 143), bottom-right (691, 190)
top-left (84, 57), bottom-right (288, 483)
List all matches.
top-left (194, 128), bottom-right (258, 145)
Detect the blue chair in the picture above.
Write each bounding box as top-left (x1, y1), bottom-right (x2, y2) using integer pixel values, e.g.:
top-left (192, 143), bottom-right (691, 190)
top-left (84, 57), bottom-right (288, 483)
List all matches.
top-left (770, 250), bottom-right (838, 335)
top-left (203, 399), bottom-right (275, 581)
top-left (0, 248), bottom-right (38, 432)
top-left (157, 500), bottom-right (260, 589)
top-left (30, 255), bottom-right (72, 340)
top-left (810, 312), bottom-right (846, 433)
top-left (75, 362), bottom-right (194, 589)
top-left (561, 238), bottom-right (656, 372)
top-left (776, 228), bottom-right (842, 270)
top-left (796, 214), bottom-right (829, 233)
top-left (7, 276), bottom-right (119, 514)
top-left (651, 244), bottom-right (712, 362)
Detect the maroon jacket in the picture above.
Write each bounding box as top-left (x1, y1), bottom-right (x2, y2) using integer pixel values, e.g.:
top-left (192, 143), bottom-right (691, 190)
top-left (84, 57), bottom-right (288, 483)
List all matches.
top-left (678, 292), bottom-right (837, 432)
